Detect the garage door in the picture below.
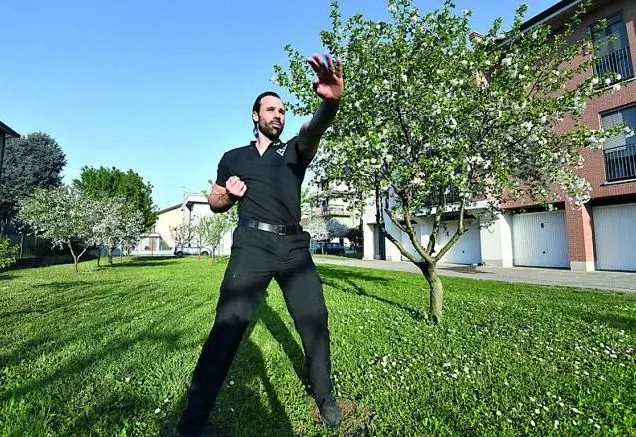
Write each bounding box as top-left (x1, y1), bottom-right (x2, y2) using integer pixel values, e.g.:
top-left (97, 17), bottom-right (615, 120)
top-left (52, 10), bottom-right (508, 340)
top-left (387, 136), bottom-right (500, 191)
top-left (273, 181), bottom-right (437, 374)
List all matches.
top-left (593, 203), bottom-right (636, 271)
top-left (512, 211), bottom-right (569, 268)
top-left (437, 219), bottom-right (482, 265)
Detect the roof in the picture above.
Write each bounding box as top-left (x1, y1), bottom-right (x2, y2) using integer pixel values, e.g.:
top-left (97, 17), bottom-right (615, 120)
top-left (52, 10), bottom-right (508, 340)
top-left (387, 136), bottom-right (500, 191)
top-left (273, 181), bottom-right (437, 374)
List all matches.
top-left (521, 0), bottom-right (613, 31)
top-left (184, 192), bottom-right (209, 207)
top-left (0, 120), bottom-right (20, 138)
top-left (157, 203), bottom-right (182, 215)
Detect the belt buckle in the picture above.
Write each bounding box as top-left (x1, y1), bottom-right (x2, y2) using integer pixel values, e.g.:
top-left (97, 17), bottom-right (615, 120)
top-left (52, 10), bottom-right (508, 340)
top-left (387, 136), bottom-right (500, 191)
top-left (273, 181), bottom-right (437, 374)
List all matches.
top-left (277, 224), bottom-right (286, 236)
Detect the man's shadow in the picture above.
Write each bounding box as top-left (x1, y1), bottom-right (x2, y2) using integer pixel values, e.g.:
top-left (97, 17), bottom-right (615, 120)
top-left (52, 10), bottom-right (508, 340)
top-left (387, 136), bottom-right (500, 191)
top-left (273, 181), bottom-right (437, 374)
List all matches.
top-left (165, 300), bottom-right (308, 436)
top-left (256, 300), bottom-right (310, 392)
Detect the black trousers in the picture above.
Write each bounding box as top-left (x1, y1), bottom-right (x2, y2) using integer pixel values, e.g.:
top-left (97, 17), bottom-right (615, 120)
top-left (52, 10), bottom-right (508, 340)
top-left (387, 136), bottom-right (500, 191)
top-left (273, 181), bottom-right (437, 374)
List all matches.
top-left (178, 225), bottom-right (333, 434)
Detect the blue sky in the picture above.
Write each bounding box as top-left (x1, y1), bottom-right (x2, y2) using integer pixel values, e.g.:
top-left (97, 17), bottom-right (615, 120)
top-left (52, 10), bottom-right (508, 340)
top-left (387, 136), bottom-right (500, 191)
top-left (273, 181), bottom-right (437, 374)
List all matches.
top-left (1, 0), bottom-right (556, 210)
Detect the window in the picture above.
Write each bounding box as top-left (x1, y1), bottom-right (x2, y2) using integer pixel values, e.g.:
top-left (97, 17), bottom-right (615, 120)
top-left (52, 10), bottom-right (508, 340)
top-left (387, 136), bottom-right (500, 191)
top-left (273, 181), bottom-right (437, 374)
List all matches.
top-left (601, 105), bottom-right (636, 182)
top-left (589, 13), bottom-right (633, 81)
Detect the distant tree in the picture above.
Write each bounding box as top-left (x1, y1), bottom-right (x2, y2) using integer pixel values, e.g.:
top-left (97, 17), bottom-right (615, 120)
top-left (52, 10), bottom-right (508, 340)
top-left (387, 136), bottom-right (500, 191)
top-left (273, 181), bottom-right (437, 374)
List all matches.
top-left (170, 220), bottom-right (193, 250)
top-left (306, 217), bottom-right (329, 254)
top-left (326, 218), bottom-right (349, 242)
top-left (0, 132), bottom-right (66, 232)
top-left (73, 166), bottom-right (157, 231)
top-left (18, 186), bottom-right (98, 272)
top-left (345, 224), bottom-right (363, 247)
top-left (193, 209), bottom-right (236, 265)
top-left (92, 197), bottom-right (144, 266)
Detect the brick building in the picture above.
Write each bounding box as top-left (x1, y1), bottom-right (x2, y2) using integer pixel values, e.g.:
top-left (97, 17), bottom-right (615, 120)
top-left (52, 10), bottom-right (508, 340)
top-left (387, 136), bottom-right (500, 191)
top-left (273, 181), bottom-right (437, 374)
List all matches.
top-left (501, 0), bottom-right (636, 272)
top-left (362, 0), bottom-right (636, 272)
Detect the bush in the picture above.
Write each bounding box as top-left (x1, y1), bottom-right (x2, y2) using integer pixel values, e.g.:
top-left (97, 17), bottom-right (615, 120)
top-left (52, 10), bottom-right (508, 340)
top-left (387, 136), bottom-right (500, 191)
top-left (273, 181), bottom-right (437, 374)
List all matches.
top-left (0, 237), bottom-right (20, 269)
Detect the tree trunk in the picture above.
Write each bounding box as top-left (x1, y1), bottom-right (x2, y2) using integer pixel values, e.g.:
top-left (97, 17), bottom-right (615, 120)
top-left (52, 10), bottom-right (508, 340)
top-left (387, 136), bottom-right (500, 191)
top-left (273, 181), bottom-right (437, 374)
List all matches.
top-left (419, 262), bottom-right (444, 325)
top-left (68, 242), bottom-right (79, 273)
top-left (108, 247), bottom-right (113, 265)
top-left (97, 245), bottom-right (102, 267)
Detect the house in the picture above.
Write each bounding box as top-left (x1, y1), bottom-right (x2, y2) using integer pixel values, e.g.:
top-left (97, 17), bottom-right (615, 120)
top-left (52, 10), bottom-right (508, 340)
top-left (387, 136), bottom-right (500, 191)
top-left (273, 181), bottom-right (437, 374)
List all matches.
top-left (362, 0), bottom-right (636, 272)
top-left (307, 179), bottom-right (361, 250)
top-left (310, 179), bottom-right (360, 229)
top-left (135, 192), bottom-right (233, 256)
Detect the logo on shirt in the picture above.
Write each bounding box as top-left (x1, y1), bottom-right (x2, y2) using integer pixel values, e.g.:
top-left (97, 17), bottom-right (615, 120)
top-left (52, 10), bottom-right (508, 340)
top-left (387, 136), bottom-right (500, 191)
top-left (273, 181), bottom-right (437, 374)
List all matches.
top-left (275, 142), bottom-right (287, 157)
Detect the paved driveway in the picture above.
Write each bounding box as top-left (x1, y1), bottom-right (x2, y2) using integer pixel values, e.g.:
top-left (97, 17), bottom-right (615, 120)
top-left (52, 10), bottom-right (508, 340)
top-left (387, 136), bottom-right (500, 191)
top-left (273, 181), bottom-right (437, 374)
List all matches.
top-left (313, 256), bottom-right (636, 293)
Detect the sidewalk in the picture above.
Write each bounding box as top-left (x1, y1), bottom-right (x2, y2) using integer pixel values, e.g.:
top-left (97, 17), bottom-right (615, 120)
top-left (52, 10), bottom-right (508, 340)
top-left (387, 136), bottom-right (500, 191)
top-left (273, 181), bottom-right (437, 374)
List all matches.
top-left (313, 256), bottom-right (636, 293)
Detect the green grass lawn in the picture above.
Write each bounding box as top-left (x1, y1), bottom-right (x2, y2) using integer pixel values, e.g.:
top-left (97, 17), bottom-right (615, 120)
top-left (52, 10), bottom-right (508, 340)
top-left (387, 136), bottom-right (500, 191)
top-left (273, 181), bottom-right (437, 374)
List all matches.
top-left (1, 257), bottom-right (635, 436)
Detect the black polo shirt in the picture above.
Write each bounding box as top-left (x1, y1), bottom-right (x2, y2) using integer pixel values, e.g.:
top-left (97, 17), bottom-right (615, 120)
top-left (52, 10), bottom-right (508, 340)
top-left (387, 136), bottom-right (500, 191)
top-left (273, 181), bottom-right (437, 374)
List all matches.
top-left (215, 136), bottom-right (310, 225)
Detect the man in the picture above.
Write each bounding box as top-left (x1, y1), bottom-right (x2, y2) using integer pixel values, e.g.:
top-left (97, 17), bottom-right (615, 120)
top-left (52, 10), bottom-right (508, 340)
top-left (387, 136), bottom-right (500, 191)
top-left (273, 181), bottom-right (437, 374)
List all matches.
top-left (177, 53), bottom-right (344, 436)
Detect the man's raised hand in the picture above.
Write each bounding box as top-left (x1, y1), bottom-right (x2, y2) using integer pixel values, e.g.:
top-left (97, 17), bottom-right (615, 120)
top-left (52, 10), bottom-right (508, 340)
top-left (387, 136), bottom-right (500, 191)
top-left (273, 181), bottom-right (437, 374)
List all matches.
top-left (307, 53), bottom-right (344, 102)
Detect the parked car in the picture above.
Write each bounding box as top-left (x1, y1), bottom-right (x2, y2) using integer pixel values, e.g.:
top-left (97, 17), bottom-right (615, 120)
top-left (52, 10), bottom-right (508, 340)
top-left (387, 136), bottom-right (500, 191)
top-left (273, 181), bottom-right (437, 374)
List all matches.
top-left (174, 243), bottom-right (213, 256)
top-left (313, 242), bottom-right (346, 255)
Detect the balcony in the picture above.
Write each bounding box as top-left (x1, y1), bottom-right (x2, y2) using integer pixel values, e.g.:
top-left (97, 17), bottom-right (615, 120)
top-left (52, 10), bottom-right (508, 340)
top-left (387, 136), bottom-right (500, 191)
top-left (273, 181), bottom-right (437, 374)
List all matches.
top-left (594, 46), bottom-right (634, 81)
top-left (317, 205), bottom-right (349, 216)
top-left (423, 186), bottom-right (461, 207)
top-left (605, 140), bottom-right (636, 182)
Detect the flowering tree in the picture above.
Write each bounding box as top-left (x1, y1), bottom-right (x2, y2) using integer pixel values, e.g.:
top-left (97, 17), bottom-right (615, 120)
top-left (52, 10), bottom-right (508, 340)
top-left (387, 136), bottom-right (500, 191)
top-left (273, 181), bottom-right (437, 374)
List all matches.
top-left (92, 197), bottom-right (144, 265)
top-left (306, 217), bottom-right (329, 241)
top-left (18, 186), bottom-right (98, 272)
top-left (193, 209), bottom-right (236, 264)
top-left (274, 0), bottom-right (628, 323)
top-left (326, 218), bottom-right (349, 242)
top-left (305, 217), bottom-right (330, 254)
top-left (169, 221), bottom-right (193, 249)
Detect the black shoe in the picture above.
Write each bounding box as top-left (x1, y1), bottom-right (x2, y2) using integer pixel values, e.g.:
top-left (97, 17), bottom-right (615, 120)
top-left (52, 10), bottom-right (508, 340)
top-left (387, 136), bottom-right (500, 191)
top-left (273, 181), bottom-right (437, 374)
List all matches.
top-left (318, 396), bottom-right (343, 427)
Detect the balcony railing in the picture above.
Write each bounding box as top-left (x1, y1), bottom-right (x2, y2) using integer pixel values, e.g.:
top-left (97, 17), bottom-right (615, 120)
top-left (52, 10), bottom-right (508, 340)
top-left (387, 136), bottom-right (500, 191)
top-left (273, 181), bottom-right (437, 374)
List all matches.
top-left (594, 46), bottom-right (634, 81)
top-left (318, 205), bottom-right (348, 216)
top-left (605, 141), bottom-right (636, 182)
top-left (423, 186), bottom-right (461, 207)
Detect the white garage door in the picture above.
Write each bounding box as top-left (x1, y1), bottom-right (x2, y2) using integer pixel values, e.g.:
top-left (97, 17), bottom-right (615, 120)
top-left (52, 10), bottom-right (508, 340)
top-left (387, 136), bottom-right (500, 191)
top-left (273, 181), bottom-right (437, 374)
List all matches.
top-left (512, 211), bottom-right (569, 268)
top-left (437, 219), bottom-right (482, 265)
top-left (593, 204), bottom-right (636, 271)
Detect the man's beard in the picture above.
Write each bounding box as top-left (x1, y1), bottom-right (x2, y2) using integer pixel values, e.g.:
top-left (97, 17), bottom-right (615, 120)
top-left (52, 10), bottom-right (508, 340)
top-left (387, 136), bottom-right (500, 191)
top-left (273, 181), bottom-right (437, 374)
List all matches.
top-left (258, 119), bottom-right (283, 141)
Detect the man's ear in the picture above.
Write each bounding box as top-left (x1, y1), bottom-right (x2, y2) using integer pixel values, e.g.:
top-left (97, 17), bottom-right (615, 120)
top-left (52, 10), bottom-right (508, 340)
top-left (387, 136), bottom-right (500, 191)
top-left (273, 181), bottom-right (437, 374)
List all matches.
top-left (252, 111), bottom-right (259, 123)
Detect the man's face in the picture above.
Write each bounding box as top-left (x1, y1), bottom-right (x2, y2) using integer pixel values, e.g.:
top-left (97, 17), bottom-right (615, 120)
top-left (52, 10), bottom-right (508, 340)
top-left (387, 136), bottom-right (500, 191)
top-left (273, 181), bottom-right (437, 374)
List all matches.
top-left (253, 95), bottom-right (286, 140)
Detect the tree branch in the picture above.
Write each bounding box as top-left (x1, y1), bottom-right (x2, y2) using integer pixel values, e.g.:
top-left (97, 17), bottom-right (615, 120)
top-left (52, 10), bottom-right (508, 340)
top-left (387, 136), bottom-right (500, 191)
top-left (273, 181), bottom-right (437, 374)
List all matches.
top-left (434, 199), bottom-right (467, 262)
top-left (426, 202), bottom-right (444, 254)
top-left (394, 104), bottom-right (416, 163)
top-left (403, 193), bottom-right (434, 265)
top-left (382, 208), bottom-right (421, 264)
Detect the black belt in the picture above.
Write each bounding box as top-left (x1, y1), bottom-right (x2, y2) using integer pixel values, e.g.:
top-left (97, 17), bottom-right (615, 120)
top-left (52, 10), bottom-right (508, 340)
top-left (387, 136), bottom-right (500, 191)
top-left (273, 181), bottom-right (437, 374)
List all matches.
top-left (238, 217), bottom-right (303, 236)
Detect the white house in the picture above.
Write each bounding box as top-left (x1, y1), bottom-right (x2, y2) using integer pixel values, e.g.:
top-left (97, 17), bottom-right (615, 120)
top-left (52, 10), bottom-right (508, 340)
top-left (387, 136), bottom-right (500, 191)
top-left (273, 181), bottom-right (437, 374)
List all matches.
top-left (136, 192), bottom-right (234, 256)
